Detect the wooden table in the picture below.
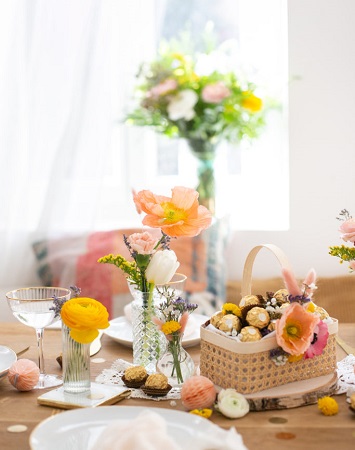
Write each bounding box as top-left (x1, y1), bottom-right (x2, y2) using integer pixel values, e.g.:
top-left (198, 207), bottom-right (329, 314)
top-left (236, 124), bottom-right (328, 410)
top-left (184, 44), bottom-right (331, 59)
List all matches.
top-left (0, 323), bottom-right (354, 450)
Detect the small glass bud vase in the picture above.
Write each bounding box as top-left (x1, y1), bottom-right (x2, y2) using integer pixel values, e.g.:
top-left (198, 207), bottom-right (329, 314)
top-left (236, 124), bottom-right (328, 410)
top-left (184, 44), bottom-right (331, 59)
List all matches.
top-left (156, 333), bottom-right (195, 387)
top-left (62, 324), bottom-right (91, 393)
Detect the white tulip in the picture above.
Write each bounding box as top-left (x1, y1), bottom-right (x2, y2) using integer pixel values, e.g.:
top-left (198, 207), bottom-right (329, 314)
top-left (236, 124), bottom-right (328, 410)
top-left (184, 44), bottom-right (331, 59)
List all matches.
top-left (217, 389), bottom-right (250, 419)
top-left (145, 250), bottom-right (180, 285)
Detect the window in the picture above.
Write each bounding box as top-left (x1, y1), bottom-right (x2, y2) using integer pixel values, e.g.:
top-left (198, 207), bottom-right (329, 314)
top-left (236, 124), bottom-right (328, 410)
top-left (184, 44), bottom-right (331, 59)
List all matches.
top-left (97, 0), bottom-right (289, 231)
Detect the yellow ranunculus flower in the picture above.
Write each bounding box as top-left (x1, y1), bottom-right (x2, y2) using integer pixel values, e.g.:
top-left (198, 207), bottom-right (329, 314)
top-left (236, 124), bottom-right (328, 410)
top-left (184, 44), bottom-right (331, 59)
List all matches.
top-left (61, 297), bottom-right (110, 344)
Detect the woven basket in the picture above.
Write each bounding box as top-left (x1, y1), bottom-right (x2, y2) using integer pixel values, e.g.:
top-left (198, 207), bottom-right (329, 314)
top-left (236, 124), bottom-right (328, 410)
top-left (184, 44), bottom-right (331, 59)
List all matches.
top-left (200, 244), bottom-right (338, 394)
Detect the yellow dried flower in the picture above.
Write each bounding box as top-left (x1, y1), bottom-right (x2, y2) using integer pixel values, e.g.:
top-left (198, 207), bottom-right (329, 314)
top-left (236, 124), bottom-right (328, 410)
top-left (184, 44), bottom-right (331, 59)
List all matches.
top-left (288, 354), bottom-right (304, 363)
top-left (161, 320), bottom-right (181, 335)
top-left (306, 301), bottom-right (316, 313)
top-left (317, 396), bottom-right (339, 416)
top-left (222, 302), bottom-right (242, 317)
top-left (189, 408), bottom-right (213, 419)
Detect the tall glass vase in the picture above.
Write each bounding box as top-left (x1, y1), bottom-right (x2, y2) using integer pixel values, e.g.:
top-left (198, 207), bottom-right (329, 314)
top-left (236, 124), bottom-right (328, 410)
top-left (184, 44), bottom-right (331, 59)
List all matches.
top-left (62, 324), bottom-right (91, 393)
top-left (131, 290), bottom-right (166, 374)
top-left (187, 138), bottom-right (217, 215)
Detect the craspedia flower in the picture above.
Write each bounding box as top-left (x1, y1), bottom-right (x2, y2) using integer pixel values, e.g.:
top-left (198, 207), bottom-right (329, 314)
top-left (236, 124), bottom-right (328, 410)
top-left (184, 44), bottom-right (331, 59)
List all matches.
top-left (189, 408), bottom-right (213, 419)
top-left (317, 396), bottom-right (339, 416)
top-left (161, 320), bottom-right (181, 335)
top-left (222, 302), bottom-right (242, 317)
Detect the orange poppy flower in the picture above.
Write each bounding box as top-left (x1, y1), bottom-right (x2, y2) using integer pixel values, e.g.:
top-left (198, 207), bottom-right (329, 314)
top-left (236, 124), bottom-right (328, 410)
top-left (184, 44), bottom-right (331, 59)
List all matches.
top-left (275, 302), bottom-right (319, 356)
top-left (133, 186), bottom-right (212, 237)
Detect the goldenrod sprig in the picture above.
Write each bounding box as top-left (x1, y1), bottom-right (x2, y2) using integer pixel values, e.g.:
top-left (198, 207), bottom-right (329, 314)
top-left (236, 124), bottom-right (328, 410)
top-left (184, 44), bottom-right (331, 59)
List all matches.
top-left (329, 245), bottom-right (355, 263)
top-left (98, 254), bottom-right (142, 288)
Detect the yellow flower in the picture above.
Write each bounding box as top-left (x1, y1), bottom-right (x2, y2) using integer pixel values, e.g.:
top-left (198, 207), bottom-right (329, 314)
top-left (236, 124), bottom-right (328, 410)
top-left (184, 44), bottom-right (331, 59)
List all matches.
top-left (317, 396), bottom-right (339, 416)
top-left (161, 320), bottom-right (181, 335)
top-left (61, 297), bottom-right (109, 344)
top-left (189, 408), bottom-right (213, 419)
top-left (288, 354), bottom-right (304, 363)
top-left (222, 302), bottom-right (242, 317)
top-left (307, 301), bottom-right (316, 313)
top-left (241, 91), bottom-right (263, 112)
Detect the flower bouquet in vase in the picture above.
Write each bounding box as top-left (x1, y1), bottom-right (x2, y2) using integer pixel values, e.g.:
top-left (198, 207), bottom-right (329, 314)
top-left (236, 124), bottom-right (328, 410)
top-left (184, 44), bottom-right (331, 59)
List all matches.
top-left (126, 38), bottom-right (266, 215)
top-left (98, 186), bottom-right (212, 372)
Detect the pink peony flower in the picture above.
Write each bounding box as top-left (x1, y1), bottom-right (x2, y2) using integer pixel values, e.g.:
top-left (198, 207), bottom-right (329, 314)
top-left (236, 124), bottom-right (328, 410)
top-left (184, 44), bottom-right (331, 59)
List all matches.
top-left (304, 320), bottom-right (329, 359)
top-left (275, 302), bottom-right (320, 356)
top-left (127, 232), bottom-right (159, 255)
top-left (339, 217), bottom-right (355, 243)
top-left (201, 82), bottom-right (231, 103)
top-left (149, 78), bottom-right (178, 98)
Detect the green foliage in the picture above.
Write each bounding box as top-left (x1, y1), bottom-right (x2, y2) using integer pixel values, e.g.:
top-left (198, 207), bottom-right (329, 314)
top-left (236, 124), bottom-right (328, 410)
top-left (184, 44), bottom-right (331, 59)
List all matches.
top-left (125, 37), bottom-right (267, 145)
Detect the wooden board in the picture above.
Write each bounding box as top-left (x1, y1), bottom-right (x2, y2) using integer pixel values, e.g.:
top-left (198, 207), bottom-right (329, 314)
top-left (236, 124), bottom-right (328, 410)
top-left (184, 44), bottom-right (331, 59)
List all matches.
top-left (245, 372), bottom-right (338, 411)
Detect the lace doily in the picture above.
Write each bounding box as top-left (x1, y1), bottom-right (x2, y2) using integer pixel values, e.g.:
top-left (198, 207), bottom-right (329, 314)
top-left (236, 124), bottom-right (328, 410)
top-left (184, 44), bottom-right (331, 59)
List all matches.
top-left (95, 359), bottom-right (181, 401)
top-left (335, 354), bottom-right (355, 401)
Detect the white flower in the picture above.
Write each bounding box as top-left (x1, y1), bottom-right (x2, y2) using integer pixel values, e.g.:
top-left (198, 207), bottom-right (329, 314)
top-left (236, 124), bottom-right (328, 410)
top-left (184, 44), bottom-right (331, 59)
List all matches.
top-left (217, 389), bottom-right (250, 419)
top-left (145, 249), bottom-right (180, 285)
top-left (167, 89), bottom-right (198, 121)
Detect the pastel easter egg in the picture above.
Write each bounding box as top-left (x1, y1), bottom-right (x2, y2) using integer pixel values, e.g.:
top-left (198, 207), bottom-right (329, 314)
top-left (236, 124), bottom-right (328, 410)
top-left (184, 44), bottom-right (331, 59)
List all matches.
top-left (8, 359), bottom-right (40, 391)
top-left (180, 375), bottom-right (217, 410)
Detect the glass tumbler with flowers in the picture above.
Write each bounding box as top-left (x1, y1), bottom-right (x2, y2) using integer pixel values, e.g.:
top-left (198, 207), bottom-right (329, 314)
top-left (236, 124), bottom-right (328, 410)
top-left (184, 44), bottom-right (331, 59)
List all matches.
top-left (154, 293), bottom-right (198, 386)
top-left (98, 186), bottom-right (212, 372)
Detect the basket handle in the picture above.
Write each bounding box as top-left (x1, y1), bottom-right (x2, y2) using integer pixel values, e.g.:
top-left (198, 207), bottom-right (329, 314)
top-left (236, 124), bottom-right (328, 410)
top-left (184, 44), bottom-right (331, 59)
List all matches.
top-left (241, 244), bottom-right (293, 297)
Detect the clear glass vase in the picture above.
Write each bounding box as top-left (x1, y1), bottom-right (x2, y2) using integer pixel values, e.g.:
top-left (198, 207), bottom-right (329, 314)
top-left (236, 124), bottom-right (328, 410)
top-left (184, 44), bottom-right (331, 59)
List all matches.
top-left (156, 333), bottom-right (195, 387)
top-left (187, 138), bottom-right (217, 215)
top-left (131, 290), bottom-right (166, 374)
top-left (62, 324), bottom-right (91, 393)
top-left (128, 274), bottom-right (187, 374)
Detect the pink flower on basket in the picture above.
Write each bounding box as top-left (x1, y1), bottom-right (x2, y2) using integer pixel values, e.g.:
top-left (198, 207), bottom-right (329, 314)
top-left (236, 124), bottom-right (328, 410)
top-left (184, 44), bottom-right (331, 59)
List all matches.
top-left (275, 302), bottom-right (320, 356)
top-left (201, 82), bottom-right (231, 103)
top-left (127, 232), bottom-right (159, 255)
top-left (304, 320), bottom-right (329, 359)
top-left (339, 217), bottom-right (355, 243)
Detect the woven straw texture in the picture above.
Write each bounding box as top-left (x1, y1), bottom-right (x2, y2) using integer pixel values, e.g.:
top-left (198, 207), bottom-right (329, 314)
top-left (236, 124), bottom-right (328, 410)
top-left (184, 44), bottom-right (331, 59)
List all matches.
top-left (200, 332), bottom-right (337, 394)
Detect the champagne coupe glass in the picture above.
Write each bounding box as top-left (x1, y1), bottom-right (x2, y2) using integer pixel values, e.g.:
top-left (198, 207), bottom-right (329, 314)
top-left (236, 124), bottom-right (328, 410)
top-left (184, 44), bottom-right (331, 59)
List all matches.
top-left (6, 287), bottom-right (71, 389)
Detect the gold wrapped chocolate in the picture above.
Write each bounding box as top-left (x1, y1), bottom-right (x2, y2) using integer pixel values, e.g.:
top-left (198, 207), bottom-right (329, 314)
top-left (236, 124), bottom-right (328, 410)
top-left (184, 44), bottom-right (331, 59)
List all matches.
top-left (246, 307), bottom-right (270, 329)
top-left (267, 321), bottom-right (276, 332)
top-left (239, 326), bottom-right (262, 342)
top-left (210, 311), bottom-right (225, 328)
top-left (218, 314), bottom-right (242, 333)
top-left (350, 393), bottom-right (355, 409)
top-left (273, 289), bottom-right (289, 304)
top-left (239, 294), bottom-right (261, 308)
top-left (313, 305), bottom-right (330, 320)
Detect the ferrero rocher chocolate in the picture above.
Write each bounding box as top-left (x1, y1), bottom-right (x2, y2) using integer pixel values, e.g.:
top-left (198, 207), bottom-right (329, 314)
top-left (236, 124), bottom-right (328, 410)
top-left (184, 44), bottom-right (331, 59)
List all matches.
top-left (124, 366), bottom-right (147, 383)
top-left (239, 295), bottom-right (262, 308)
top-left (313, 305), bottom-right (330, 320)
top-left (267, 321), bottom-right (276, 332)
top-left (273, 289), bottom-right (289, 304)
top-left (210, 311), bottom-right (225, 328)
top-left (246, 307), bottom-right (270, 329)
top-left (350, 393), bottom-right (355, 409)
top-left (218, 314), bottom-right (241, 333)
top-left (239, 326), bottom-right (262, 342)
top-left (145, 373), bottom-right (169, 390)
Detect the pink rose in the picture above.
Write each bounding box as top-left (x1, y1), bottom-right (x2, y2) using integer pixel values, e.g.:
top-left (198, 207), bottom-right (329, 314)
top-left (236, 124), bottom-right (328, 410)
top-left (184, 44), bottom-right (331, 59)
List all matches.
top-left (339, 218), bottom-right (355, 243)
top-left (201, 82), bottom-right (231, 103)
top-left (127, 232), bottom-right (159, 255)
top-left (149, 79), bottom-right (178, 98)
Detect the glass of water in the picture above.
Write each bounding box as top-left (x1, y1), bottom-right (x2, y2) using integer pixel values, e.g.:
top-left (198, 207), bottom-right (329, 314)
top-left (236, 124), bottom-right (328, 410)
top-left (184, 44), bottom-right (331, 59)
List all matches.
top-left (6, 287), bottom-right (71, 389)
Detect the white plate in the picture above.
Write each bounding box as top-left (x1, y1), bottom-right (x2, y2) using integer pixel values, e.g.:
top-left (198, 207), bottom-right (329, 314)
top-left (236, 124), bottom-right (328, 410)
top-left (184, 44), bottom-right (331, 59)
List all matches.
top-left (30, 405), bottom-right (215, 450)
top-left (0, 345), bottom-right (17, 380)
top-left (104, 314), bottom-right (208, 348)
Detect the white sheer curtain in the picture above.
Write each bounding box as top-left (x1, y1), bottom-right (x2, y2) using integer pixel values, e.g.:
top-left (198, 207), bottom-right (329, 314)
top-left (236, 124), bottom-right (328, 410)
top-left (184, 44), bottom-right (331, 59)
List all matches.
top-left (0, 0), bottom-right (158, 287)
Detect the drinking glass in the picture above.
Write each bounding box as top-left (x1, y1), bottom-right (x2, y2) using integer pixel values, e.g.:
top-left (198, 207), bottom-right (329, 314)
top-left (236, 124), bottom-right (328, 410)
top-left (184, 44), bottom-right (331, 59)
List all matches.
top-left (6, 287), bottom-right (71, 389)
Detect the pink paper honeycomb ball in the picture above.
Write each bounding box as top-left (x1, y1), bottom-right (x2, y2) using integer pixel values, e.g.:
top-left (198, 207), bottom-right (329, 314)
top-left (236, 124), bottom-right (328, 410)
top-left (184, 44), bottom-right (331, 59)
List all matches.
top-left (8, 359), bottom-right (40, 391)
top-left (180, 375), bottom-right (217, 410)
